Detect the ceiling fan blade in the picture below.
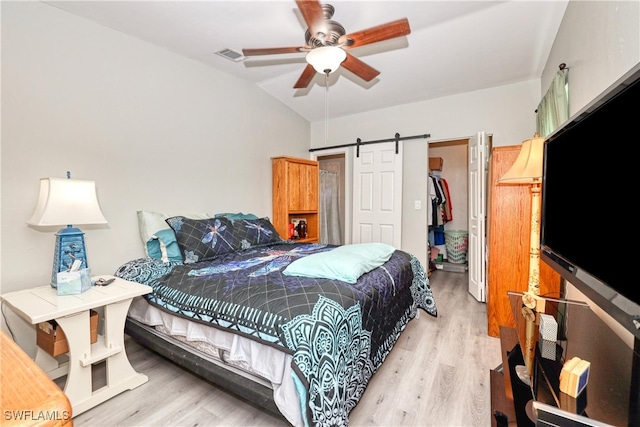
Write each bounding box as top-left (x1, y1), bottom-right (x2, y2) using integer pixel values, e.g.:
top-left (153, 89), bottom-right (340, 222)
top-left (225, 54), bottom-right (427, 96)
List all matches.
top-left (242, 46), bottom-right (308, 56)
top-left (293, 64), bottom-right (317, 89)
top-left (296, 0), bottom-right (327, 37)
top-left (341, 53), bottom-right (380, 82)
top-left (339, 18), bottom-right (411, 49)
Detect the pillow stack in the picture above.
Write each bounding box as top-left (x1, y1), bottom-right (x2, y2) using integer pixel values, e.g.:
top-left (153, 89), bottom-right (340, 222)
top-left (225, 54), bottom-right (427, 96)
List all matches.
top-left (166, 215), bottom-right (281, 264)
top-left (137, 210), bottom-right (277, 264)
top-left (137, 211), bottom-right (210, 263)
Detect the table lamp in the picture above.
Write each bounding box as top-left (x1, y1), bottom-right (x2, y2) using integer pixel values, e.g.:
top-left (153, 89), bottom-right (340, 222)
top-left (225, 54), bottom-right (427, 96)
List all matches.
top-left (27, 173), bottom-right (107, 287)
top-left (498, 135), bottom-right (545, 385)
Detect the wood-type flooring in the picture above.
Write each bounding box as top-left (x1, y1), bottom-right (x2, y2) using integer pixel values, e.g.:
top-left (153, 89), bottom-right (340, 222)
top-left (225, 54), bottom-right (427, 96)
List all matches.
top-left (72, 269), bottom-right (502, 426)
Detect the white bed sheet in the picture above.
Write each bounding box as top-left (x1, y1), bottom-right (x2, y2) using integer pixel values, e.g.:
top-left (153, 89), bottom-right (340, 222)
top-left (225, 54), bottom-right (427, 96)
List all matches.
top-left (128, 297), bottom-right (303, 426)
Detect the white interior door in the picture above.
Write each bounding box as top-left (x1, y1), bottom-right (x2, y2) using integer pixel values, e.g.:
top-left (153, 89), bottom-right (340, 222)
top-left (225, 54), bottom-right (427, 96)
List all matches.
top-left (468, 131), bottom-right (488, 302)
top-left (352, 141), bottom-right (403, 247)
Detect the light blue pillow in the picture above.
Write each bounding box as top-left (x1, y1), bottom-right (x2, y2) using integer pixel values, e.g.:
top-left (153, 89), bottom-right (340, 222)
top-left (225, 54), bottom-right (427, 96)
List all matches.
top-left (215, 212), bottom-right (259, 221)
top-left (145, 238), bottom-right (163, 259)
top-left (156, 229), bottom-right (183, 262)
top-left (145, 229), bottom-right (182, 263)
top-left (137, 210), bottom-right (209, 260)
top-left (283, 243), bottom-right (396, 284)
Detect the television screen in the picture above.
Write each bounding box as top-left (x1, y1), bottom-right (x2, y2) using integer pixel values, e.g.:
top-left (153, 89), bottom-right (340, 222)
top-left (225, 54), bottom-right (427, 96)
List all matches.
top-left (541, 62), bottom-right (640, 340)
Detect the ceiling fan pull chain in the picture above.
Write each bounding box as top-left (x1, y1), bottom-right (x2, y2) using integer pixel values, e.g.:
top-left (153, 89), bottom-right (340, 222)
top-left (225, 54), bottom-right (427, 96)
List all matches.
top-left (325, 72), bottom-right (329, 145)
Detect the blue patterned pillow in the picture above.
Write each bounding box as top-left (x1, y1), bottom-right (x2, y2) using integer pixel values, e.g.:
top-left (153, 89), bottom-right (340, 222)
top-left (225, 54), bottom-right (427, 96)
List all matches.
top-left (166, 216), bottom-right (283, 263)
top-left (166, 216), bottom-right (236, 263)
top-left (233, 217), bottom-right (282, 249)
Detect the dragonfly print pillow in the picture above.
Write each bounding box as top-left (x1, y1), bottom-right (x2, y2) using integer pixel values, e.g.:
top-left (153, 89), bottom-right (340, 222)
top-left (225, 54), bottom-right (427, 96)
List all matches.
top-left (166, 216), bottom-right (282, 263)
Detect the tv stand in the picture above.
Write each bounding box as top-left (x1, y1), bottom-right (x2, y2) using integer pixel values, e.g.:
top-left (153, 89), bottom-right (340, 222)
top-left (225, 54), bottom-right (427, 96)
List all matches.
top-left (490, 292), bottom-right (639, 427)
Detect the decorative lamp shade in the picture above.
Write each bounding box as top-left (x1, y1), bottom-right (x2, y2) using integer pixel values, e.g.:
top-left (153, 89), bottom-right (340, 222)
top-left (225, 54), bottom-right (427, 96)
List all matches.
top-left (498, 136), bottom-right (545, 184)
top-left (27, 178), bottom-right (107, 227)
top-left (27, 177), bottom-right (107, 287)
top-left (306, 46), bottom-right (347, 74)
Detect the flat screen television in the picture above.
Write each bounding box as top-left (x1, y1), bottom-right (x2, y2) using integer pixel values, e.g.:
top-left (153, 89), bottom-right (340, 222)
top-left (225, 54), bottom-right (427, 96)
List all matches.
top-left (541, 62), bottom-right (640, 342)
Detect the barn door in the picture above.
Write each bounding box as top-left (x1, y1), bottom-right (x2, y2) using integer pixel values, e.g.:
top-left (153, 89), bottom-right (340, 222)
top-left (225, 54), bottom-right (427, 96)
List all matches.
top-left (352, 141), bottom-right (403, 247)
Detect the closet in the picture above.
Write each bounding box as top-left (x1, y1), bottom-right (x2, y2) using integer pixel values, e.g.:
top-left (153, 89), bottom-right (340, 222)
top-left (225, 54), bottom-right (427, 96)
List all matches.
top-left (428, 157), bottom-right (450, 270)
top-left (486, 145), bottom-right (562, 337)
top-left (427, 141), bottom-right (469, 273)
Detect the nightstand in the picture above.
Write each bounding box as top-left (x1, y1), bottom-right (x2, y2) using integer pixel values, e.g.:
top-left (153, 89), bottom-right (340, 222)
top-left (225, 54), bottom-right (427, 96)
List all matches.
top-left (0, 276), bottom-right (152, 416)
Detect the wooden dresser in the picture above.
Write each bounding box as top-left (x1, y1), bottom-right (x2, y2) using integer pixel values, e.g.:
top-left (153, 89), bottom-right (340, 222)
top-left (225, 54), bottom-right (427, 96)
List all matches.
top-left (486, 145), bottom-right (562, 337)
top-left (0, 330), bottom-right (73, 426)
top-left (272, 156), bottom-right (320, 243)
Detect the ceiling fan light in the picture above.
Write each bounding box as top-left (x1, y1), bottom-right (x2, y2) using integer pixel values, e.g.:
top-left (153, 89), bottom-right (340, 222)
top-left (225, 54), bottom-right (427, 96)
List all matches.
top-left (306, 46), bottom-right (347, 74)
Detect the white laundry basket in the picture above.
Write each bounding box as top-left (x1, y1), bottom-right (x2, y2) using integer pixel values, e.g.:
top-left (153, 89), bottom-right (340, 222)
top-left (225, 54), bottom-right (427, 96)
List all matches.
top-left (444, 230), bottom-right (468, 264)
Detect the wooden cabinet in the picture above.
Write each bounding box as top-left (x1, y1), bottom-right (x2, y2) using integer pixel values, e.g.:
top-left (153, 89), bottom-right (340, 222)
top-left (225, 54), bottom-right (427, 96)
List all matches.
top-left (487, 146), bottom-right (561, 338)
top-left (272, 156), bottom-right (320, 243)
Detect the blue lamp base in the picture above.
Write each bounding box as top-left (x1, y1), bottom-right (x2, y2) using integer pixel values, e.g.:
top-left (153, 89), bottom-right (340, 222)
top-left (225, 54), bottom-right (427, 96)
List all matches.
top-left (51, 225), bottom-right (89, 288)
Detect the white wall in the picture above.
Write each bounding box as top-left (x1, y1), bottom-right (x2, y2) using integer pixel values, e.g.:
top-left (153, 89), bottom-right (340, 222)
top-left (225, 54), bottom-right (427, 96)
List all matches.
top-left (1, 2), bottom-right (309, 293)
top-left (310, 79), bottom-right (541, 267)
top-left (542, 0), bottom-right (640, 117)
top-left (539, 0), bottom-right (640, 348)
top-left (309, 0), bottom-right (640, 278)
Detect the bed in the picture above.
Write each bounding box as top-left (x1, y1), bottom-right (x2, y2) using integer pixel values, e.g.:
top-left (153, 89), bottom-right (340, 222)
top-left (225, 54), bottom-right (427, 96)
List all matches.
top-left (115, 212), bottom-right (438, 426)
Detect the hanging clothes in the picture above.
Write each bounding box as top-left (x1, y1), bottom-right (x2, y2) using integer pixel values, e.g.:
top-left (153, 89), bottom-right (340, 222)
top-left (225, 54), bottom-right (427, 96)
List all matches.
top-left (439, 177), bottom-right (453, 223)
top-left (429, 174), bottom-right (443, 226)
top-left (429, 174), bottom-right (453, 226)
top-left (428, 173), bottom-right (455, 249)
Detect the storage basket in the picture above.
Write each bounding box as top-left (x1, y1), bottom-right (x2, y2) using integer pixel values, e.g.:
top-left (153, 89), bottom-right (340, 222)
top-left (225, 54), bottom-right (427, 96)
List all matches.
top-left (444, 230), bottom-right (469, 264)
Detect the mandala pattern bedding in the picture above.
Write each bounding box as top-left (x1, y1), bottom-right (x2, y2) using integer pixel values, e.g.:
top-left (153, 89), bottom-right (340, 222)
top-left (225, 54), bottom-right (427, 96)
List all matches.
top-left (117, 237), bottom-right (437, 426)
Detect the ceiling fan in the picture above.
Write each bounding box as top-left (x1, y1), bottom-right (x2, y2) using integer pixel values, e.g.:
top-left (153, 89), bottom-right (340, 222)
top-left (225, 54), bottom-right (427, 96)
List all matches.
top-left (242, 0), bottom-right (411, 89)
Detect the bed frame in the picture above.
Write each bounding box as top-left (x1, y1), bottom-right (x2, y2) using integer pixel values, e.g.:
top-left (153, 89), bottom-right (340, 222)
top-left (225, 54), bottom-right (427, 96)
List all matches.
top-left (125, 318), bottom-right (286, 420)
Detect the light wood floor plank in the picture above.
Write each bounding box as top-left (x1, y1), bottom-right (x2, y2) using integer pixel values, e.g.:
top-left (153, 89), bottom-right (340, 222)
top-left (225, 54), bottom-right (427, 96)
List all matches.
top-left (72, 270), bottom-right (502, 426)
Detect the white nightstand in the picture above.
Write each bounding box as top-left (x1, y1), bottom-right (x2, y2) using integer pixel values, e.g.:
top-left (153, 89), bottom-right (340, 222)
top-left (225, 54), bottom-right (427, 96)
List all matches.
top-left (0, 276), bottom-right (152, 416)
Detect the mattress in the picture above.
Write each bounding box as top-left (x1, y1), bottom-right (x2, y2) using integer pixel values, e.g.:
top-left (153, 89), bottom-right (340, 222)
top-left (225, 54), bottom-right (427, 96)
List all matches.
top-left (128, 297), bottom-right (304, 426)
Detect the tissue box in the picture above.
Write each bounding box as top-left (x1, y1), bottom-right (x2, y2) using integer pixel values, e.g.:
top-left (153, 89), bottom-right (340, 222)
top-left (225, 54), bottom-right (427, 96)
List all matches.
top-left (539, 313), bottom-right (558, 342)
top-left (56, 268), bottom-right (92, 295)
top-left (37, 309), bottom-right (98, 356)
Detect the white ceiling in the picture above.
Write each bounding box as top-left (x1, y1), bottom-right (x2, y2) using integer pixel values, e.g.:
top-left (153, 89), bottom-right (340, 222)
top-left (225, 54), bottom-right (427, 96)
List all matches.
top-left (44, 1), bottom-right (569, 122)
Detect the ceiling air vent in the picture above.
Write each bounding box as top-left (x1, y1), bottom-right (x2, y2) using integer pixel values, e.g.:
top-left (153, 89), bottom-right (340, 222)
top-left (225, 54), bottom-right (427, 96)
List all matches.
top-left (215, 48), bottom-right (246, 62)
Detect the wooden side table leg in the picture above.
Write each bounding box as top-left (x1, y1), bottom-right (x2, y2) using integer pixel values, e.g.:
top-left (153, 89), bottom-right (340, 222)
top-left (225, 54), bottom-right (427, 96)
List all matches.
top-left (55, 310), bottom-right (93, 415)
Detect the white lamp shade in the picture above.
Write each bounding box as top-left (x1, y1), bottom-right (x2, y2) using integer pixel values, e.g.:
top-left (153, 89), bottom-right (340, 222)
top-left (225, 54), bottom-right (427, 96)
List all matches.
top-left (27, 177), bottom-right (108, 226)
top-left (306, 46), bottom-right (347, 74)
top-left (499, 136), bottom-right (545, 184)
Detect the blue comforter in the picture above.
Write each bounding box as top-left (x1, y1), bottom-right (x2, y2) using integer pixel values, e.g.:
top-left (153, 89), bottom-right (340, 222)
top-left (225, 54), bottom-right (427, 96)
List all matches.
top-left (116, 242), bottom-right (437, 426)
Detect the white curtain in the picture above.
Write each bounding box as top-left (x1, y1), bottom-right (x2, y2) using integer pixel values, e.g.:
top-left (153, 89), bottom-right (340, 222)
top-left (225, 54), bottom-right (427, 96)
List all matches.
top-left (320, 170), bottom-right (342, 245)
top-left (536, 68), bottom-right (569, 137)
